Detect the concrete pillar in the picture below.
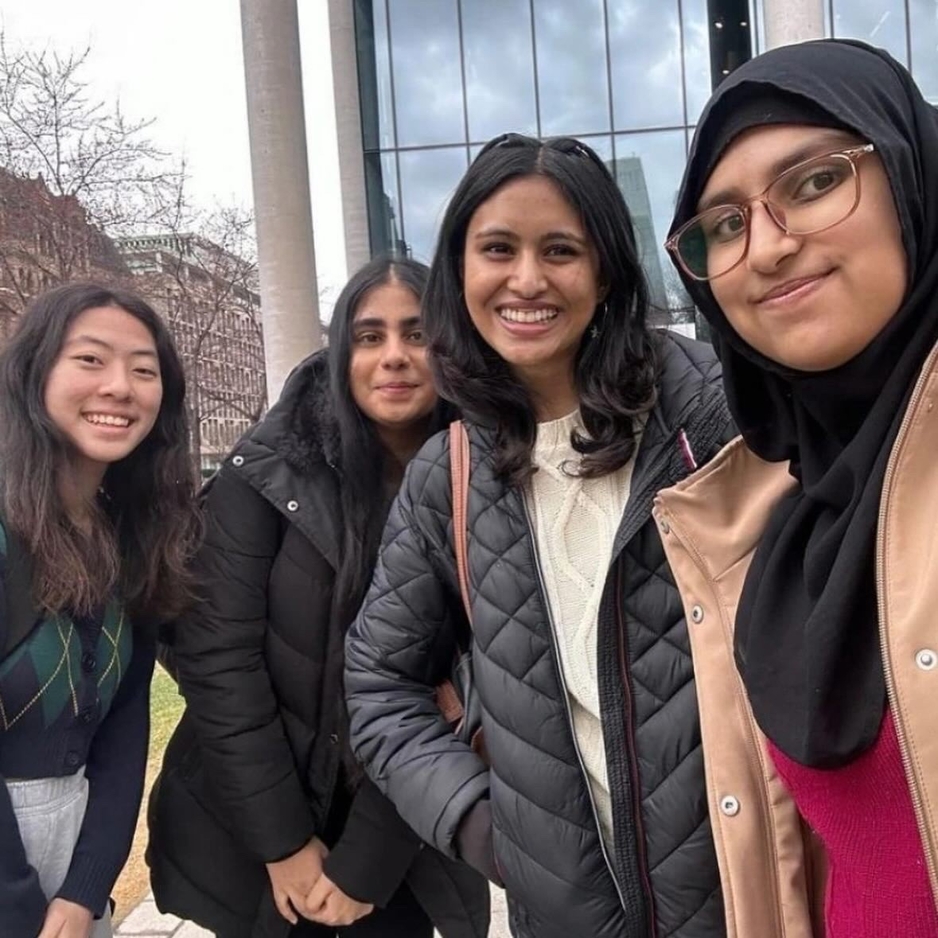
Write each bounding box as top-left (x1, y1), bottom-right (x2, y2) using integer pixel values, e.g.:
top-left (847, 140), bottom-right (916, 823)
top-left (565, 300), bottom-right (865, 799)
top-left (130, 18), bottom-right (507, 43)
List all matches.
top-left (762, 0), bottom-right (825, 49)
top-left (329, 0), bottom-right (371, 277)
top-left (241, 0), bottom-right (321, 404)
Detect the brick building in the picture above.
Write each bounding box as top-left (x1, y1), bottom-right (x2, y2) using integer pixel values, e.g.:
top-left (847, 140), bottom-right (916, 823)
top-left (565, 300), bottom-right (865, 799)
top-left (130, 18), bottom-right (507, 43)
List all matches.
top-left (0, 168), bottom-right (128, 340)
top-left (116, 233), bottom-right (266, 473)
top-left (0, 171), bottom-right (266, 471)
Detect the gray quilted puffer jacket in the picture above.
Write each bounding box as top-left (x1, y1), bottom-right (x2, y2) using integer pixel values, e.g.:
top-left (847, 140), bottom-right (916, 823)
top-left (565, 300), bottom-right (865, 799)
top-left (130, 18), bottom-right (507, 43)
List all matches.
top-left (346, 332), bottom-right (734, 938)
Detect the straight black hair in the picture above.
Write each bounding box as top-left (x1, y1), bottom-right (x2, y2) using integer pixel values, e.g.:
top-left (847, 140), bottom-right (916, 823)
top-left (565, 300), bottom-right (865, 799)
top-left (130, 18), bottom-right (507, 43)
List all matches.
top-left (424, 133), bottom-right (658, 485)
top-left (327, 255), bottom-right (455, 624)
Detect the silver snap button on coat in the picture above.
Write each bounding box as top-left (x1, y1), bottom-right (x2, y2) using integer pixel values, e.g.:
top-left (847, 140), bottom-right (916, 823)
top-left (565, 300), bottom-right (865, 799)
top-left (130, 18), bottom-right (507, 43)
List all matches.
top-left (915, 649), bottom-right (937, 671)
top-left (720, 795), bottom-right (740, 817)
top-left (232, 455), bottom-right (244, 467)
top-left (286, 500), bottom-right (299, 512)
top-left (690, 605), bottom-right (704, 624)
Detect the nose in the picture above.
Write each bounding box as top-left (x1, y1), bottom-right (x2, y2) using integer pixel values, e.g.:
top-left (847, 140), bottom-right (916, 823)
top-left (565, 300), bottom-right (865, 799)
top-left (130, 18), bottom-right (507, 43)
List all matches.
top-left (379, 333), bottom-right (410, 370)
top-left (745, 200), bottom-right (802, 273)
top-left (508, 248), bottom-right (547, 297)
top-left (100, 362), bottom-right (133, 399)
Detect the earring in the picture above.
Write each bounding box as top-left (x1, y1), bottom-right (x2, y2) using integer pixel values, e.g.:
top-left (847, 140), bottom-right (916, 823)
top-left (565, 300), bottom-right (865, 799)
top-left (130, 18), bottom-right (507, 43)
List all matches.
top-left (590, 301), bottom-right (608, 339)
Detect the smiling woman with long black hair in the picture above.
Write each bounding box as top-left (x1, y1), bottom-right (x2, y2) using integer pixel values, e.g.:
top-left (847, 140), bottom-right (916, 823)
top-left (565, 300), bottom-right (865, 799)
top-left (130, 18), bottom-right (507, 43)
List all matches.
top-left (346, 135), bottom-right (735, 938)
top-left (148, 255), bottom-right (489, 938)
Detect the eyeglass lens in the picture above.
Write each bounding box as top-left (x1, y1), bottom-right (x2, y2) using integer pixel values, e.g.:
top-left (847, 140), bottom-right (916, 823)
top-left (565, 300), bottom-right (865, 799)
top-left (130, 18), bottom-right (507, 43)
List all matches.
top-left (675, 152), bottom-right (861, 280)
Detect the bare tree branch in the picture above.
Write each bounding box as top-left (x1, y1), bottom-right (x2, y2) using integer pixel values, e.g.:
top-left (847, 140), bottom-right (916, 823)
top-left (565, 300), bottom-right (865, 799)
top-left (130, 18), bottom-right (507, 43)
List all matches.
top-left (0, 32), bottom-right (267, 470)
top-left (121, 170), bottom-right (266, 473)
top-left (0, 31), bottom-right (180, 237)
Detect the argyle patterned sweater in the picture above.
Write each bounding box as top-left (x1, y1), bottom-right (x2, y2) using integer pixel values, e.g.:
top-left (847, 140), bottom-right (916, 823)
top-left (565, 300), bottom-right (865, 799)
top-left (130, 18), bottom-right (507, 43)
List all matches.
top-left (0, 520), bottom-right (155, 936)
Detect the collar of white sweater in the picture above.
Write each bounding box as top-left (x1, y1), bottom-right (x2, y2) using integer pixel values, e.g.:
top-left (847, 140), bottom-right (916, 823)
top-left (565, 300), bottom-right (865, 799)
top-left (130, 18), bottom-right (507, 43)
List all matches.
top-left (533, 409), bottom-right (583, 456)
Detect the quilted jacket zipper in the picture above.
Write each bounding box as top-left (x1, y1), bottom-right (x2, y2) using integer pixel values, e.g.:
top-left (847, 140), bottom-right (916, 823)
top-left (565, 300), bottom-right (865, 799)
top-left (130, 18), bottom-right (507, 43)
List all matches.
top-left (521, 499), bottom-right (630, 914)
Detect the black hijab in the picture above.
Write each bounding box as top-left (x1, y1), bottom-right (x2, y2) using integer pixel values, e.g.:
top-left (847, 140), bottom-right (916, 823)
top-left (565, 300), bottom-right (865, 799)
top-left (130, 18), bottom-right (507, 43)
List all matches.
top-left (668, 39), bottom-right (938, 768)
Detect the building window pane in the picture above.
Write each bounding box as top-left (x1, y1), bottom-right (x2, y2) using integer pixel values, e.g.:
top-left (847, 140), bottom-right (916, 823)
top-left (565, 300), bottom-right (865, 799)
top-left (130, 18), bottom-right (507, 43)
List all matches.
top-left (356, 0), bottom-right (395, 149)
top-left (608, 0), bottom-right (683, 130)
top-left (534, 0), bottom-right (610, 136)
top-left (398, 147), bottom-right (468, 262)
top-left (389, 0), bottom-right (465, 147)
top-left (462, 0), bottom-right (538, 143)
top-left (682, 0), bottom-right (713, 124)
top-left (832, 0), bottom-right (908, 66)
top-left (910, 0), bottom-right (938, 104)
top-left (613, 130), bottom-right (693, 317)
top-left (364, 151), bottom-right (405, 255)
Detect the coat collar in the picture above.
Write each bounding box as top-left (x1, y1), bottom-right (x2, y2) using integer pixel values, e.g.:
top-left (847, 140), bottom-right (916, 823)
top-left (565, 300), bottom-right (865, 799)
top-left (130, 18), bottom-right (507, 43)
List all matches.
top-left (223, 350), bottom-right (343, 570)
top-left (655, 438), bottom-right (795, 582)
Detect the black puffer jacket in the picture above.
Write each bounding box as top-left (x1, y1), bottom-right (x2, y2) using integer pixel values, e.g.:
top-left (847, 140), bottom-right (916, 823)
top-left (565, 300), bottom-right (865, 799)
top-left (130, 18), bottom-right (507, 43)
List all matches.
top-left (148, 351), bottom-right (489, 938)
top-left (347, 332), bottom-right (734, 938)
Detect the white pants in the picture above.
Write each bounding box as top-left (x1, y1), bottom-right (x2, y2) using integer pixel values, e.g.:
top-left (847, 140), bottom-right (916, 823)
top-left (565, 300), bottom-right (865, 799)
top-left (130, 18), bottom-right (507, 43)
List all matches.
top-left (7, 769), bottom-right (114, 937)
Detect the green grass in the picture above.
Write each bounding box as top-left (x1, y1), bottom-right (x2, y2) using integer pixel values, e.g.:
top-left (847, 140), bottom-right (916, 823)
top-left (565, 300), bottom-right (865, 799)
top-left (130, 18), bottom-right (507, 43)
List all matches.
top-left (112, 664), bottom-right (186, 922)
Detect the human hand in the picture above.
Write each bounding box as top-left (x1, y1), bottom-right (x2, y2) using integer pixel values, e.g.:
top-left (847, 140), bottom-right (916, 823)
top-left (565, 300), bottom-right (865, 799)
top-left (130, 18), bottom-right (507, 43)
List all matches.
top-left (304, 874), bottom-right (374, 927)
top-left (36, 898), bottom-right (94, 938)
top-left (265, 837), bottom-right (329, 924)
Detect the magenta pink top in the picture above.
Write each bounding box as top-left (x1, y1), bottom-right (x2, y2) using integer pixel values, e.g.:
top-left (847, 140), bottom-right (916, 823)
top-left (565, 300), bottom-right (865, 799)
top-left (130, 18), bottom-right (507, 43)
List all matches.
top-left (767, 710), bottom-right (938, 937)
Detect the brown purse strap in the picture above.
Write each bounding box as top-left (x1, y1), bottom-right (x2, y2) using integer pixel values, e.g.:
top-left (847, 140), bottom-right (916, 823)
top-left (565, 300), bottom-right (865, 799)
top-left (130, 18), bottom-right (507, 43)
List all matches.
top-left (449, 420), bottom-right (472, 625)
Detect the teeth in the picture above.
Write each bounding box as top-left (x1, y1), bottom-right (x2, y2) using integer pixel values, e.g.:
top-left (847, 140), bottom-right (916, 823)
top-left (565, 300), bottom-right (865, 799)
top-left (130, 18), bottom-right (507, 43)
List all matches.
top-left (85, 414), bottom-right (130, 427)
top-left (499, 307), bottom-right (559, 324)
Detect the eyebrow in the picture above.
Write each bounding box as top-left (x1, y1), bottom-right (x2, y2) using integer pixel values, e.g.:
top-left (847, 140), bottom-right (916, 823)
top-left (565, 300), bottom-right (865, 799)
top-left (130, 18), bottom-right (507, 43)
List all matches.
top-left (471, 226), bottom-right (587, 246)
top-left (66, 335), bottom-right (158, 358)
top-left (697, 130), bottom-right (862, 213)
top-left (352, 316), bottom-right (422, 330)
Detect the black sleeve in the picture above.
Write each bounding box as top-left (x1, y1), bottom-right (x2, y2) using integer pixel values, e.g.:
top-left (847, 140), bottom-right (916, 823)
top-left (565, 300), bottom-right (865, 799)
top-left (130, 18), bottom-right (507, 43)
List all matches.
top-left (321, 777), bottom-right (422, 907)
top-left (0, 524), bottom-right (50, 936)
top-left (345, 445), bottom-right (489, 859)
top-left (175, 467), bottom-right (314, 863)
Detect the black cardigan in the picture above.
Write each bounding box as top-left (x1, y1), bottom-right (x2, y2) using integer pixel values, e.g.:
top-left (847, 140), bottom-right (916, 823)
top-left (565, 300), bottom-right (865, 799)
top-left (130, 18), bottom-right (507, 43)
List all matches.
top-left (1, 517), bottom-right (154, 935)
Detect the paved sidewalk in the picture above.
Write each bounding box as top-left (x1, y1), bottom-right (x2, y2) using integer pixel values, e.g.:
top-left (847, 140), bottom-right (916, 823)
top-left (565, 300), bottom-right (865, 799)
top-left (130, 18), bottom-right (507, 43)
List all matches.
top-left (115, 886), bottom-right (510, 937)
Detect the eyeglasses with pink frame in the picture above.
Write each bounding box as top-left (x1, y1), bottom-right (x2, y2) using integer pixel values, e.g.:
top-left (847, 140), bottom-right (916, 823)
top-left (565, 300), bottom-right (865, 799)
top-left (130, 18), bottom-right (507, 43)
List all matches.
top-left (666, 143), bottom-right (876, 282)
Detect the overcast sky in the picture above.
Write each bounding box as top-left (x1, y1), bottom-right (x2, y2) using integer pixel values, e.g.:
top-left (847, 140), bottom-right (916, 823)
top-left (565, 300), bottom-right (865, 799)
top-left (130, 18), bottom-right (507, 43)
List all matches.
top-left (0, 0), bottom-right (346, 311)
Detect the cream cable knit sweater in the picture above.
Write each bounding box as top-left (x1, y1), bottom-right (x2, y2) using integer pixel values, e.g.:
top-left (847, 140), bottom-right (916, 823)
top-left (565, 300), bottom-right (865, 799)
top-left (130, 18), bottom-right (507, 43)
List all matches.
top-left (524, 410), bottom-right (635, 849)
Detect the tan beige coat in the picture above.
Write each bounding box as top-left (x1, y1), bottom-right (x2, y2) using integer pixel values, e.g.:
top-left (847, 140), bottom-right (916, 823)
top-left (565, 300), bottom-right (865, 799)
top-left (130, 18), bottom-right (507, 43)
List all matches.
top-left (653, 343), bottom-right (938, 937)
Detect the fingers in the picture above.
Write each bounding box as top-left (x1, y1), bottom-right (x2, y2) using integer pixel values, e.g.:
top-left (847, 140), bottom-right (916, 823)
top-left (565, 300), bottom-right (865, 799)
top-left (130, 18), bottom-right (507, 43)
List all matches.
top-left (37, 906), bottom-right (64, 938)
top-left (309, 894), bottom-right (375, 927)
top-left (304, 874), bottom-right (332, 916)
top-left (271, 889), bottom-right (298, 925)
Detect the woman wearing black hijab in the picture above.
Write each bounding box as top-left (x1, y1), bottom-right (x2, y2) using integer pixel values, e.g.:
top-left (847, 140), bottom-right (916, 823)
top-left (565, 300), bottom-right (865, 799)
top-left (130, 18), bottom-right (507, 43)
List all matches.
top-left (654, 39), bottom-right (938, 937)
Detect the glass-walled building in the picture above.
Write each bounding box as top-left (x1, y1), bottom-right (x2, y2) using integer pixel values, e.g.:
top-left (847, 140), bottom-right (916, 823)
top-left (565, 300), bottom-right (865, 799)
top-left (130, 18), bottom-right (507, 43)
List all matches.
top-left (758, 0), bottom-right (938, 101)
top-left (351, 0), bottom-right (937, 326)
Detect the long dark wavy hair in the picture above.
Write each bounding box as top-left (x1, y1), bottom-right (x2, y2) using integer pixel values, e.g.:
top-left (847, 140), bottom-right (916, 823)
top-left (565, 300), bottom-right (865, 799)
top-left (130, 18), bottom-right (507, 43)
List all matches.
top-left (0, 282), bottom-right (200, 624)
top-left (425, 133), bottom-right (658, 485)
top-left (328, 255), bottom-right (455, 626)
